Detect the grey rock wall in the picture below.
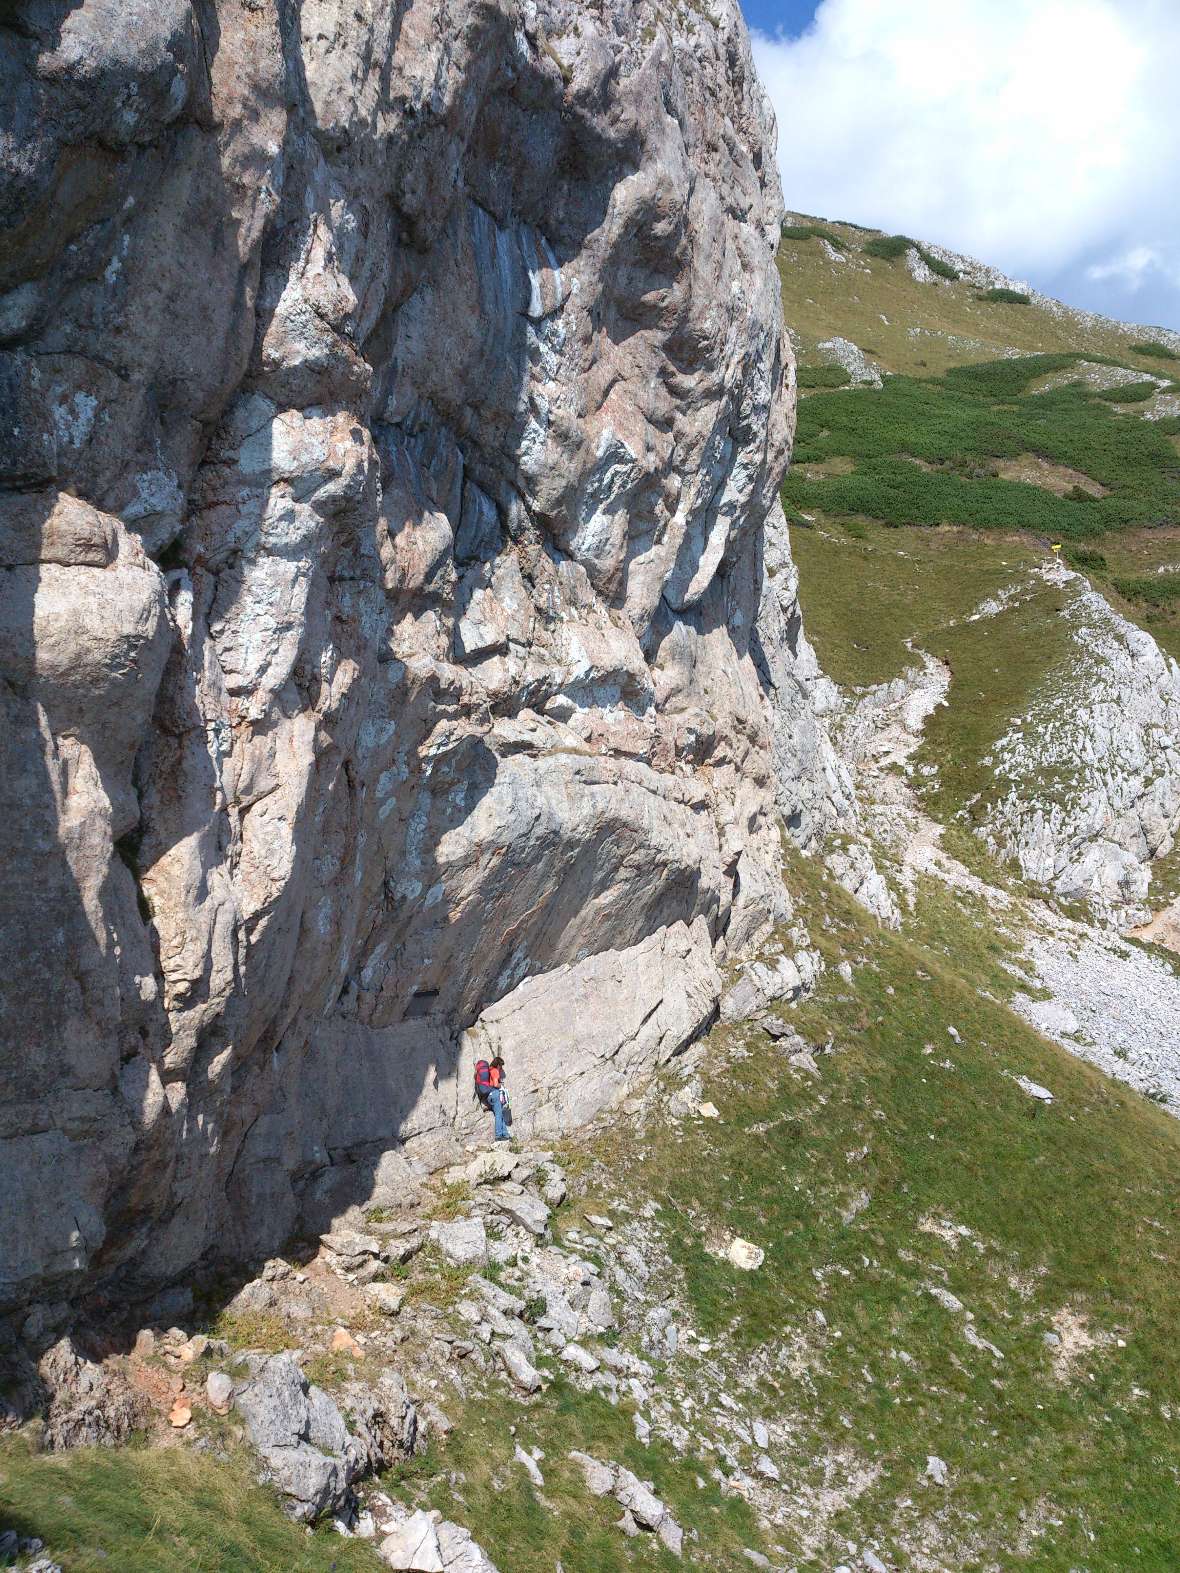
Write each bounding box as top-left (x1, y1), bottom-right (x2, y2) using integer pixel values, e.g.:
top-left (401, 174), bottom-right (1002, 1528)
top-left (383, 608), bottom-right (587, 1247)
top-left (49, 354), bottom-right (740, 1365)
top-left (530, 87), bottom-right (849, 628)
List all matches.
top-left (0, 0), bottom-right (835, 1312)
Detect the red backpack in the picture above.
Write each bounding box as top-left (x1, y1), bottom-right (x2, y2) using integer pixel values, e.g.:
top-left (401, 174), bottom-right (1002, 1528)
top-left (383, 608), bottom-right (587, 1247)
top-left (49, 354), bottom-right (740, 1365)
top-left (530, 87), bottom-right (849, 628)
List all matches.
top-left (474, 1059), bottom-right (493, 1107)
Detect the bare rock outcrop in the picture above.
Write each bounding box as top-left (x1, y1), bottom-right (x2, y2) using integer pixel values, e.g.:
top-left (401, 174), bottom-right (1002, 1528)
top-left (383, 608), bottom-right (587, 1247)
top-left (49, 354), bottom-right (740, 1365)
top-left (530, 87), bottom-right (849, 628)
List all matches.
top-left (0, 0), bottom-right (840, 1313)
top-left (978, 569), bottom-right (1180, 923)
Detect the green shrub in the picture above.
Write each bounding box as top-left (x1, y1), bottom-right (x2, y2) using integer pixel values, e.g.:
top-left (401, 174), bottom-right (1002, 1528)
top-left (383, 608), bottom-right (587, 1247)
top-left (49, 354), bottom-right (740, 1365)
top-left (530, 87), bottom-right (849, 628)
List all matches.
top-left (1131, 340), bottom-right (1179, 360)
top-left (782, 358), bottom-right (1180, 539)
top-left (979, 287), bottom-right (1032, 305)
top-left (781, 222), bottom-right (846, 250)
top-left (862, 231), bottom-right (912, 259)
top-left (797, 363), bottom-right (853, 389)
top-left (944, 353), bottom-right (1083, 398)
top-left (921, 251), bottom-right (960, 281)
top-left (1111, 573), bottom-right (1180, 608)
top-left (1100, 381), bottom-right (1158, 403)
top-left (1156, 416), bottom-right (1180, 435)
top-left (861, 234), bottom-right (959, 279)
top-left (1065, 547), bottom-right (1108, 571)
top-left (862, 234), bottom-right (910, 260)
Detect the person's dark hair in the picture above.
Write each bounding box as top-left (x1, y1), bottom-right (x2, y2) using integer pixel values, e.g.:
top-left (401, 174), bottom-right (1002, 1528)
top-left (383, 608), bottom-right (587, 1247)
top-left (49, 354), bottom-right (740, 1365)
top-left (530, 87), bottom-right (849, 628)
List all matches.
top-left (490, 1055), bottom-right (505, 1069)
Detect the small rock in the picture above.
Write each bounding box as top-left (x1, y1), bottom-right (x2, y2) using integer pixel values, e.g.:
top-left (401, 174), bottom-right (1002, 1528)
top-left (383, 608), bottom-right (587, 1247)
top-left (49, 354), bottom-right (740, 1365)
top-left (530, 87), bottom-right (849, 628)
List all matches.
top-left (697, 1103), bottom-right (720, 1120)
top-left (657, 1515), bottom-right (683, 1556)
top-left (1014, 1074), bottom-right (1054, 1104)
top-left (755, 1453), bottom-right (779, 1481)
top-left (613, 1466), bottom-right (666, 1530)
top-left (365, 1283), bottom-right (406, 1317)
top-left (493, 1191), bottom-right (550, 1237)
top-left (926, 1285), bottom-right (965, 1314)
top-left (466, 1147), bottom-right (519, 1185)
top-left (633, 1412), bottom-right (651, 1444)
top-left (947, 1026), bottom-right (961, 1044)
top-left (169, 1397), bottom-right (193, 1428)
top-left (583, 1282), bottom-right (616, 1332)
top-left (206, 1371), bottom-right (234, 1413)
top-left (331, 1327), bottom-right (363, 1358)
top-left (179, 1333), bottom-right (211, 1364)
top-left (727, 1238), bottom-right (765, 1271)
top-left (420, 1401), bottom-right (454, 1439)
top-left (514, 1443), bottom-right (545, 1488)
top-left (835, 960), bottom-right (854, 984)
top-left (743, 1553), bottom-right (770, 1569)
top-left (752, 1419), bottom-right (769, 1449)
top-left (925, 1454), bottom-right (949, 1487)
top-left (498, 1342), bottom-right (543, 1393)
top-left (432, 1217), bottom-right (488, 1267)
top-left (862, 1549), bottom-right (890, 1572)
top-left (561, 1342), bottom-right (601, 1374)
top-left (321, 1229), bottom-right (384, 1271)
top-left (435, 1519), bottom-right (500, 1572)
top-left (617, 1509), bottom-right (640, 1537)
top-left (569, 1450), bottom-right (615, 1496)
top-left (378, 1508), bottom-right (445, 1570)
top-left (380, 1232), bottom-right (424, 1266)
top-left (469, 1274), bottom-right (526, 1317)
top-left (586, 1213), bottom-right (614, 1231)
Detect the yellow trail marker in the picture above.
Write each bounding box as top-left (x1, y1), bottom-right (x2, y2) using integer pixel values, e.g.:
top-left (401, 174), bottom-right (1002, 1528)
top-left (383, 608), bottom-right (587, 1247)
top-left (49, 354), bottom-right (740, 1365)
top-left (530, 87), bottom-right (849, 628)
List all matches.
top-left (1050, 542), bottom-right (1063, 556)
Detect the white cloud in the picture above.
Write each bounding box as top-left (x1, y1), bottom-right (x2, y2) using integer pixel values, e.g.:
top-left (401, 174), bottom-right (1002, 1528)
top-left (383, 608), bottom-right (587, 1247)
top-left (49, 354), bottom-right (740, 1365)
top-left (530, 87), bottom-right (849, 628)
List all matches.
top-left (752, 0), bottom-right (1180, 327)
top-left (1086, 246), bottom-right (1180, 291)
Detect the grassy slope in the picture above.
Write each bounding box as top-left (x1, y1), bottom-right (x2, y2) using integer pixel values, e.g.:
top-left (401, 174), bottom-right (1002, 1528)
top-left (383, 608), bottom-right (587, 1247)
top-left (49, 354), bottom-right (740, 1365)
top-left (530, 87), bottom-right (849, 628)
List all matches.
top-left (0, 1440), bottom-right (382, 1572)
top-left (778, 214), bottom-right (1179, 377)
top-left (581, 856), bottom-right (1180, 1570)
top-left (8, 221), bottom-right (1180, 1573)
top-left (15, 862), bottom-right (1180, 1571)
top-left (780, 215), bottom-right (1176, 670)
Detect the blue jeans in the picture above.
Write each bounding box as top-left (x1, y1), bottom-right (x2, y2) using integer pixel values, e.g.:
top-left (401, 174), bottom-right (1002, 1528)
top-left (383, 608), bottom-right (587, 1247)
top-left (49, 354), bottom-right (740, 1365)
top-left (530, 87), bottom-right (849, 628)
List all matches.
top-left (488, 1087), bottom-right (508, 1140)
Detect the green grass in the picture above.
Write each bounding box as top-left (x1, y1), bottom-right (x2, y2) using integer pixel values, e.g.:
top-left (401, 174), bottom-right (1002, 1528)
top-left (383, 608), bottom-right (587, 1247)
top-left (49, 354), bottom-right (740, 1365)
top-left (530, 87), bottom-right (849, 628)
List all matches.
top-left (409, 1379), bottom-right (769, 1573)
top-left (0, 1439), bottom-right (381, 1572)
top-left (584, 851), bottom-right (1180, 1569)
top-left (978, 287), bottom-right (1031, 305)
top-left (1131, 341), bottom-right (1179, 360)
top-left (917, 577), bottom-right (1079, 835)
top-left (778, 216), bottom-right (1172, 379)
top-left (789, 518), bottom-right (1039, 687)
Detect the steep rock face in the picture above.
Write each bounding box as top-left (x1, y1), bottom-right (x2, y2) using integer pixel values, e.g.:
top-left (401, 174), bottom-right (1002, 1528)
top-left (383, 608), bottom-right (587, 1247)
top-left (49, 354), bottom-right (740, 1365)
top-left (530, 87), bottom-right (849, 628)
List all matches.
top-left (0, 0), bottom-right (832, 1311)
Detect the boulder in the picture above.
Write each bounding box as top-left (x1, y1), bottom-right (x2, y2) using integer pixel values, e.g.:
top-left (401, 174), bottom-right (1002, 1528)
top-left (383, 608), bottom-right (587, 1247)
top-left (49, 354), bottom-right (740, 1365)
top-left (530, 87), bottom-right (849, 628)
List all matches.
top-left (498, 1343), bottom-right (543, 1394)
top-left (235, 1354), bottom-right (364, 1523)
top-left (38, 1337), bottom-right (151, 1452)
top-left (379, 1511), bottom-right (445, 1571)
top-left (342, 1369), bottom-right (418, 1473)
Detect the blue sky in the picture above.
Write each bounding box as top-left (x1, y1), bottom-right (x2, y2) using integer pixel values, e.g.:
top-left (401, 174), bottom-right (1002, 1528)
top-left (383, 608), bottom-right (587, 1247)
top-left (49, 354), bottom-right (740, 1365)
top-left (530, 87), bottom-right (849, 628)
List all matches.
top-left (740, 0), bottom-right (818, 36)
top-left (743, 0), bottom-right (1180, 332)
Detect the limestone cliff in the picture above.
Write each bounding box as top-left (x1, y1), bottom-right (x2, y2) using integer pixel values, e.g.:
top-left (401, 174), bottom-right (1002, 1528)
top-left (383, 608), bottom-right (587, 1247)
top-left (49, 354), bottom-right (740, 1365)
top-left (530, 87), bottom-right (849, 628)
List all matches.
top-left (0, 0), bottom-right (839, 1312)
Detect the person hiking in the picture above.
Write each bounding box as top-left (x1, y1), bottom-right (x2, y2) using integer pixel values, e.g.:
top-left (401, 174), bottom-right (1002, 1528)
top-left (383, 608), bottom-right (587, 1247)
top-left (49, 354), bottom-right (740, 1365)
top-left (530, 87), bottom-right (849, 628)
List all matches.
top-left (474, 1054), bottom-right (510, 1142)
